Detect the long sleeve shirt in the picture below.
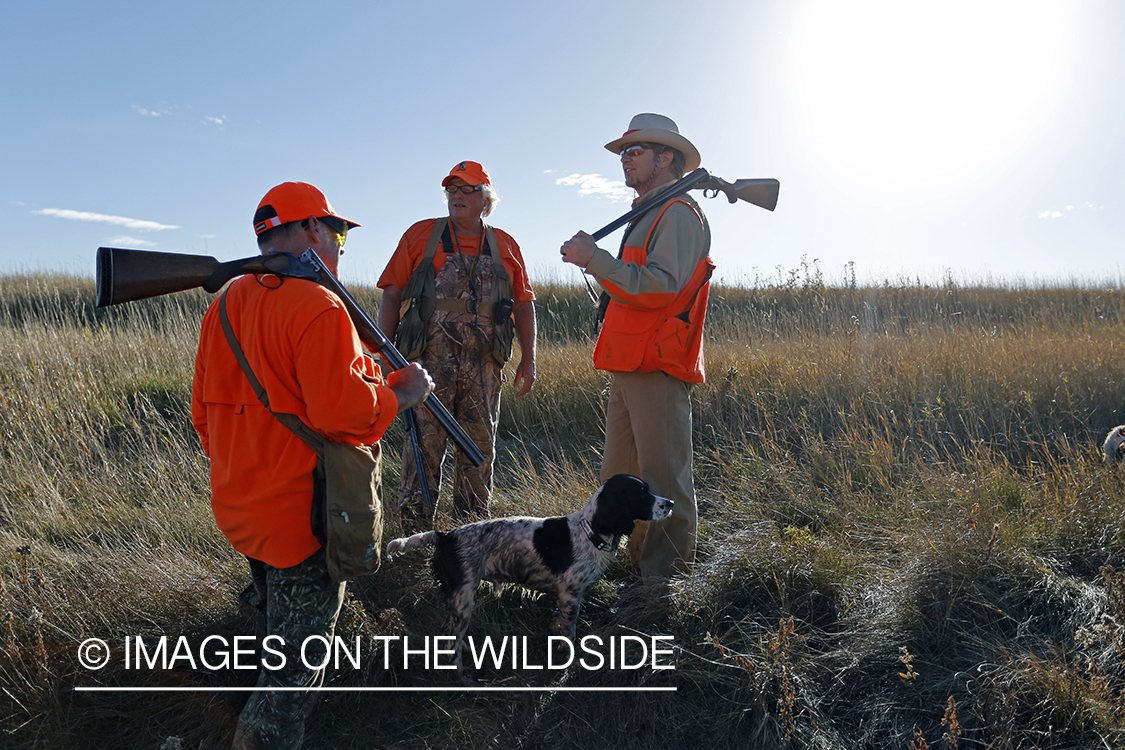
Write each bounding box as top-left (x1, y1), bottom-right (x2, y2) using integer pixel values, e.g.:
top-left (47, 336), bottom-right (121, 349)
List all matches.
top-left (192, 274), bottom-right (397, 567)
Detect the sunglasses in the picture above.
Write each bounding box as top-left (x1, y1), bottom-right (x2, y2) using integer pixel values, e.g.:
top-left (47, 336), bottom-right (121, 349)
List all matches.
top-left (620, 143), bottom-right (661, 158)
top-left (445, 183), bottom-right (483, 195)
top-left (314, 215), bottom-right (349, 246)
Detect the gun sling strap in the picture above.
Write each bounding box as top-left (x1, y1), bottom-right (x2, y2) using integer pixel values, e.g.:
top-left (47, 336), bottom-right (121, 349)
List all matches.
top-left (218, 287), bottom-right (326, 449)
top-left (217, 285), bottom-right (384, 582)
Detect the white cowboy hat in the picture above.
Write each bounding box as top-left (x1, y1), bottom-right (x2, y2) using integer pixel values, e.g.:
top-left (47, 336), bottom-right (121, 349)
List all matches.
top-left (604, 113), bottom-right (701, 171)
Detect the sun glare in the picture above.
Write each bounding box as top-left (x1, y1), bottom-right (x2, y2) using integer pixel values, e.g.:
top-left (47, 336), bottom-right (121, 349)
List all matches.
top-left (789, 1), bottom-right (1075, 192)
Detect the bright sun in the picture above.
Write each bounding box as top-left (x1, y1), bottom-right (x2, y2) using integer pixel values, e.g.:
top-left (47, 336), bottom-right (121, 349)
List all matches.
top-left (789, 1), bottom-right (1075, 190)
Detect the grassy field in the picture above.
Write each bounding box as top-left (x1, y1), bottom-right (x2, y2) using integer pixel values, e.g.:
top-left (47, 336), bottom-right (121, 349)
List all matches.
top-left (3, 270), bottom-right (1125, 749)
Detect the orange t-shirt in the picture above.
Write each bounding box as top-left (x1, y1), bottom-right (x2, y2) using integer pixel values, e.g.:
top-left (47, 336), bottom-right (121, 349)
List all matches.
top-left (191, 274), bottom-right (398, 568)
top-left (377, 218), bottom-right (535, 301)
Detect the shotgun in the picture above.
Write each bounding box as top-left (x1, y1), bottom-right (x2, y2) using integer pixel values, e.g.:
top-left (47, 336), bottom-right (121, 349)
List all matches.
top-left (578, 168), bottom-right (780, 303)
top-left (589, 167), bottom-right (779, 243)
top-left (95, 246), bottom-right (486, 467)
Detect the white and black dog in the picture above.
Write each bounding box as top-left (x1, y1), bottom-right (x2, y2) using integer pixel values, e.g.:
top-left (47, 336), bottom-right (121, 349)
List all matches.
top-left (386, 474), bottom-right (673, 673)
top-left (1105, 425), bottom-right (1125, 469)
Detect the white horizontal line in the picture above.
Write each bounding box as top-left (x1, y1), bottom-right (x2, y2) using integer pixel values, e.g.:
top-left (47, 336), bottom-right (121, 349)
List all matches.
top-left (75, 686), bottom-right (676, 693)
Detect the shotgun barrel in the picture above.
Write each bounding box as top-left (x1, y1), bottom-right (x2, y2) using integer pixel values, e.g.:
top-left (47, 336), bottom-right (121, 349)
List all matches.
top-left (293, 250), bottom-right (487, 467)
top-left (590, 168), bottom-right (713, 242)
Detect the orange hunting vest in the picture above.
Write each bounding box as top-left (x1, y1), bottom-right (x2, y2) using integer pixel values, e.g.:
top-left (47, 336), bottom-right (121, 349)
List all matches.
top-left (593, 199), bottom-right (714, 384)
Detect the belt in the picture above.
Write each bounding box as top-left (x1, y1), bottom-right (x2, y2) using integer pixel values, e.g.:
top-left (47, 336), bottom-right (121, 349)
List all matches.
top-left (433, 299), bottom-right (492, 318)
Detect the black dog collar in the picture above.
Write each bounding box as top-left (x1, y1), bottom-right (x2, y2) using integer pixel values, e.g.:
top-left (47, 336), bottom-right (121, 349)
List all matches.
top-left (580, 517), bottom-right (611, 550)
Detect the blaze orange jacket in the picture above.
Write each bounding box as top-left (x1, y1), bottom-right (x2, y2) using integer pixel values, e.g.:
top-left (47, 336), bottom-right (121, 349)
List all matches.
top-left (588, 196), bottom-right (713, 383)
top-left (191, 274), bottom-right (397, 568)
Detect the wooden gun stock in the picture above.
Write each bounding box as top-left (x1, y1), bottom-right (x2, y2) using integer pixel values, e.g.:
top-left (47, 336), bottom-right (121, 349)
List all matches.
top-left (95, 247), bottom-right (315, 307)
top-left (700, 177), bottom-right (780, 212)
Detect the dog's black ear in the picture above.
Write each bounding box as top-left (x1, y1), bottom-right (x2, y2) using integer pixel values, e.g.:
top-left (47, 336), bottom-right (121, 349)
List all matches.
top-left (430, 531), bottom-right (463, 595)
top-left (590, 475), bottom-right (655, 536)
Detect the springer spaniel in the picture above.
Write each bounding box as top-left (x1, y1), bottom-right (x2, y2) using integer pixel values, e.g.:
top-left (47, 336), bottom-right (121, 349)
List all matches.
top-left (386, 474), bottom-right (673, 675)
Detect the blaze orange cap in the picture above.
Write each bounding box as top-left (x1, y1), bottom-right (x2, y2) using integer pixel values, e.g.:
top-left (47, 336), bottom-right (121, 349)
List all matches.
top-left (253, 181), bottom-right (361, 236)
top-left (441, 161), bottom-right (491, 188)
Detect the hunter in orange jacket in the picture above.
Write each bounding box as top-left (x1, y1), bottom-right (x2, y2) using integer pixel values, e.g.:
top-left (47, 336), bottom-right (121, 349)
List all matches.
top-left (191, 181), bottom-right (433, 748)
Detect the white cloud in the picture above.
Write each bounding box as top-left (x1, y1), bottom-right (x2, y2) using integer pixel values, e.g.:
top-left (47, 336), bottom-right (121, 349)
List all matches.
top-left (555, 173), bottom-right (633, 202)
top-left (203, 115), bottom-right (227, 127)
top-left (133, 104), bottom-right (170, 117)
top-left (105, 236), bottom-right (158, 248)
top-left (32, 208), bottom-right (180, 232)
top-left (1038, 210), bottom-right (1063, 219)
top-left (133, 102), bottom-right (191, 118)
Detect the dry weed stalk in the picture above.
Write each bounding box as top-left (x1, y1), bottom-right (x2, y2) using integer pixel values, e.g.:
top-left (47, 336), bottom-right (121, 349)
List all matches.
top-left (766, 616), bottom-right (799, 741)
top-left (704, 616), bottom-right (801, 742)
top-left (980, 522), bottom-right (1000, 565)
top-left (941, 696), bottom-right (960, 749)
top-left (1, 611), bottom-right (13, 655)
top-left (899, 645), bottom-right (919, 683)
top-left (908, 728), bottom-right (930, 750)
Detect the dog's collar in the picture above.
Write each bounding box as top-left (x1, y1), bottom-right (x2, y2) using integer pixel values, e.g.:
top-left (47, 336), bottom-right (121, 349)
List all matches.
top-left (580, 517), bottom-right (611, 551)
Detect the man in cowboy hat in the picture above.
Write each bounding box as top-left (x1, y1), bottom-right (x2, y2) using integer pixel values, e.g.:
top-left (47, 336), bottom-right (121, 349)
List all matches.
top-left (560, 113), bottom-right (713, 578)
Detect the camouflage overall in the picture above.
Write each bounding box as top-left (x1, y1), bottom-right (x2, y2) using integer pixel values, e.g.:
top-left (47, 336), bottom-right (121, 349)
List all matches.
top-left (233, 548), bottom-right (345, 750)
top-left (398, 241), bottom-right (502, 532)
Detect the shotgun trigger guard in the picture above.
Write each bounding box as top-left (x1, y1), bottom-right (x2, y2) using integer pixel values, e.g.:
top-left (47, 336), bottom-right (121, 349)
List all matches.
top-left (697, 176), bottom-right (737, 203)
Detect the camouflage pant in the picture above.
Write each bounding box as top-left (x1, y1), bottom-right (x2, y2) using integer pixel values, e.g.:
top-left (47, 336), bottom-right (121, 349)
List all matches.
top-left (399, 315), bottom-right (501, 532)
top-left (232, 548), bottom-right (345, 750)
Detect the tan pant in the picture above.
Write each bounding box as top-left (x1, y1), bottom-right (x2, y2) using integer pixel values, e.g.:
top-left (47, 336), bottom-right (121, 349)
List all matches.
top-left (600, 371), bottom-right (696, 578)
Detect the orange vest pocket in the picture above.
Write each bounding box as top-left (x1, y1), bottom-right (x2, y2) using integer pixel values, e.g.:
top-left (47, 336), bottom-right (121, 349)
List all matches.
top-left (593, 303), bottom-right (662, 371)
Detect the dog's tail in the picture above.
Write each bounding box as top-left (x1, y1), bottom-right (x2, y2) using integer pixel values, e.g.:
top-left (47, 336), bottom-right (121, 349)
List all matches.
top-left (386, 530), bottom-right (439, 557)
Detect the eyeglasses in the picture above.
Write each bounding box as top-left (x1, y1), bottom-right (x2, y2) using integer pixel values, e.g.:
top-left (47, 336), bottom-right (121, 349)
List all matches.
top-left (445, 183), bottom-right (483, 195)
top-left (620, 143), bottom-right (660, 158)
top-left (317, 215), bottom-right (349, 246)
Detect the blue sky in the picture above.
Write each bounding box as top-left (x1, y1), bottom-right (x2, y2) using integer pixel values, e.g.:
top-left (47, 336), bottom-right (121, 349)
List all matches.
top-left (3, 0), bottom-right (1122, 288)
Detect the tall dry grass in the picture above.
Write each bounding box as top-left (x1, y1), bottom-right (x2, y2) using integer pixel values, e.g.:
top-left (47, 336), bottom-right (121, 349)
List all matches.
top-left (3, 271), bottom-right (1125, 748)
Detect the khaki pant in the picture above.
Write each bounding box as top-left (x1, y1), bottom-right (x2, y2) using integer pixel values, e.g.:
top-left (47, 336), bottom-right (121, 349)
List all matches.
top-left (601, 371), bottom-right (696, 578)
